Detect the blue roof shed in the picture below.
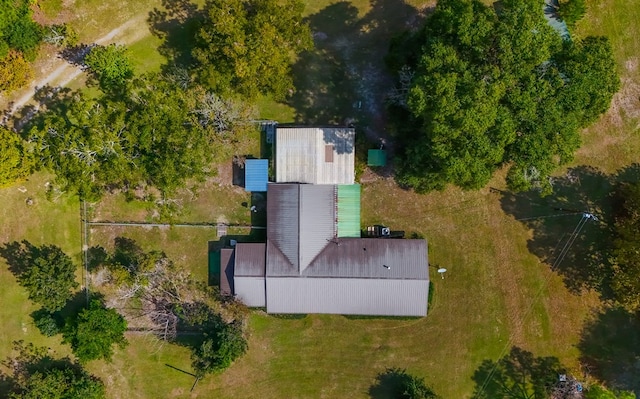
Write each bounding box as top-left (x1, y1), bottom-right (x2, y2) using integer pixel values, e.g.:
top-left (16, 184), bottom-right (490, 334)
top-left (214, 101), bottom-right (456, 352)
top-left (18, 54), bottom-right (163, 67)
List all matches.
top-left (245, 159), bottom-right (269, 192)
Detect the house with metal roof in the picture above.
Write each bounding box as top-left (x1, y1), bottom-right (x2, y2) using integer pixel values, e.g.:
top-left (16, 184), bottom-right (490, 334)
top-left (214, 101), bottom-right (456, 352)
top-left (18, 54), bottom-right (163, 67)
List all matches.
top-left (275, 127), bottom-right (355, 185)
top-left (226, 183), bottom-right (430, 317)
top-left (217, 126), bottom-right (429, 317)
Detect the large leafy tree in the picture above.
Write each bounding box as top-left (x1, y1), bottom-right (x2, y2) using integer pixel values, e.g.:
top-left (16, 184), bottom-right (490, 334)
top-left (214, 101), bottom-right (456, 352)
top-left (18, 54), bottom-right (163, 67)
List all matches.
top-left (84, 44), bottom-right (134, 93)
top-left (1, 341), bottom-right (106, 399)
top-left (0, 126), bottom-right (34, 187)
top-left (0, 0), bottom-right (42, 60)
top-left (193, 0), bottom-right (312, 100)
top-left (63, 300), bottom-right (127, 362)
top-left (387, 0), bottom-right (619, 194)
top-left (0, 241), bottom-right (79, 312)
top-left (25, 74), bottom-right (247, 199)
top-left (191, 320), bottom-right (247, 376)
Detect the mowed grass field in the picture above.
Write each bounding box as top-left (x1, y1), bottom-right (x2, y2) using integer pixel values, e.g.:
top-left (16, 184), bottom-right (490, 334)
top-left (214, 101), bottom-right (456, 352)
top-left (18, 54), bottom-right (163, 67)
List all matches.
top-left (0, 0), bottom-right (639, 398)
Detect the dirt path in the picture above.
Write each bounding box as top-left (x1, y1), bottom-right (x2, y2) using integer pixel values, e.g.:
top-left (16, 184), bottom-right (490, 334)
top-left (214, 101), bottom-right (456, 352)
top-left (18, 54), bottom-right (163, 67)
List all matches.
top-left (5, 14), bottom-right (151, 117)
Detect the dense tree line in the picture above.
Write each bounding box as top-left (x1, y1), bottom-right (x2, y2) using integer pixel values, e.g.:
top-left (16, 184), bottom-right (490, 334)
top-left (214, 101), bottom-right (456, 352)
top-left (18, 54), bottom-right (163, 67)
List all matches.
top-left (387, 0), bottom-right (619, 194)
top-left (24, 73), bottom-right (254, 199)
top-left (1, 341), bottom-right (106, 399)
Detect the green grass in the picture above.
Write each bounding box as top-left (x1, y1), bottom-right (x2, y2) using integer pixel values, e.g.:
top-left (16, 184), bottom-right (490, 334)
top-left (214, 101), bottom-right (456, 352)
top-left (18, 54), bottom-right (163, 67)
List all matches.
top-left (1, 0), bottom-right (639, 397)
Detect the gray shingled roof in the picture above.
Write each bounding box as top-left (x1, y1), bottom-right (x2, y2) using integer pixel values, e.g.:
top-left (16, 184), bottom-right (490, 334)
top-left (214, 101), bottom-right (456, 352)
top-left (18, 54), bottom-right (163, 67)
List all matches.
top-left (234, 243), bottom-right (266, 277)
top-left (220, 248), bottom-right (234, 296)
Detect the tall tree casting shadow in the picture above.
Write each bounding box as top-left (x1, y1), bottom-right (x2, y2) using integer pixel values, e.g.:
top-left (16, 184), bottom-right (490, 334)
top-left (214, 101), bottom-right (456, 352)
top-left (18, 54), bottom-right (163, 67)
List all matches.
top-left (289, 0), bottom-right (427, 130)
top-left (498, 164), bottom-right (640, 298)
top-left (471, 346), bottom-right (564, 399)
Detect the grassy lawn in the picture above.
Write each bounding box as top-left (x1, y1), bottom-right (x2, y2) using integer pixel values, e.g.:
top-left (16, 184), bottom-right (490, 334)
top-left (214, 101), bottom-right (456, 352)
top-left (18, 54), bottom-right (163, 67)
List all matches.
top-left (0, 0), bottom-right (639, 398)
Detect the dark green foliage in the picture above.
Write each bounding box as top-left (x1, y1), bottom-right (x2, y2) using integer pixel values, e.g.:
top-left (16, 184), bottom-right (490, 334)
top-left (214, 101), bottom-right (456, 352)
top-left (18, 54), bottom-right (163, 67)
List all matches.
top-left (63, 300), bottom-right (127, 362)
top-left (0, 0), bottom-right (43, 61)
top-left (191, 320), bottom-right (247, 376)
top-left (611, 182), bottom-right (640, 310)
top-left (387, 0), bottom-right (619, 194)
top-left (84, 44), bottom-right (134, 92)
top-left (31, 309), bottom-right (61, 337)
top-left (0, 241), bottom-right (78, 312)
top-left (369, 368), bottom-right (438, 399)
top-left (471, 347), bottom-right (563, 398)
top-left (1, 341), bottom-right (106, 399)
top-left (558, 0), bottom-right (586, 28)
top-left (25, 74), bottom-right (227, 199)
top-left (192, 0), bottom-right (313, 100)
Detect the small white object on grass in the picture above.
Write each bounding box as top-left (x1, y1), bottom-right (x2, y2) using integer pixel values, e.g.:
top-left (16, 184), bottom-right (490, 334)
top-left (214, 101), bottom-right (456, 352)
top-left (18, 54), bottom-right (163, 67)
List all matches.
top-left (437, 268), bottom-right (447, 279)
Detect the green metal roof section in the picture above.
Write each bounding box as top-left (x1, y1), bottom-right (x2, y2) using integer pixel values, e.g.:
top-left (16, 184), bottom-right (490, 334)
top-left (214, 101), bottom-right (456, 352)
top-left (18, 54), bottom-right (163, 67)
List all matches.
top-left (368, 149), bottom-right (386, 166)
top-left (337, 184), bottom-right (361, 238)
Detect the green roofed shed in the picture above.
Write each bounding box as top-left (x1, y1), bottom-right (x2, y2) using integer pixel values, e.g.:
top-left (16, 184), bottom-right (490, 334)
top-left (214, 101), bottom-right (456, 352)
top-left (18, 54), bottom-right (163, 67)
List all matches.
top-left (337, 184), bottom-right (361, 237)
top-left (368, 149), bottom-right (386, 166)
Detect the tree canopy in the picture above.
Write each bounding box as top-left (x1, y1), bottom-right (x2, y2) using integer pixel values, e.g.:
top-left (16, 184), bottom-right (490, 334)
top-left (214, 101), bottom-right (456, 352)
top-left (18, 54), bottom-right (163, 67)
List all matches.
top-left (0, 126), bottom-right (34, 187)
top-left (2, 241), bottom-right (79, 312)
top-left (387, 0), bottom-right (619, 194)
top-left (25, 74), bottom-right (252, 199)
top-left (191, 320), bottom-right (247, 377)
top-left (62, 300), bottom-right (127, 362)
top-left (1, 341), bottom-right (106, 399)
top-left (192, 0), bottom-right (313, 100)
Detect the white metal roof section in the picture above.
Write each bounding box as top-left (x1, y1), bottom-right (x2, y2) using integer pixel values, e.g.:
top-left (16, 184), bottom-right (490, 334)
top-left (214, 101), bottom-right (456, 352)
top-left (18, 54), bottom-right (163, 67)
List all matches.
top-left (275, 127), bottom-right (355, 185)
top-left (235, 276), bottom-right (266, 307)
top-left (266, 277), bottom-right (429, 316)
top-left (298, 185), bottom-right (336, 272)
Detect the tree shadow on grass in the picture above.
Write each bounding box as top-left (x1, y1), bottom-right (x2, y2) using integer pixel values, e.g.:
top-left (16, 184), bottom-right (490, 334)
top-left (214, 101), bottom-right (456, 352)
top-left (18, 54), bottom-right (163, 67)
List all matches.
top-left (147, 0), bottom-right (203, 70)
top-left (578, 306), bottom-right (640, 393)
top-left (0, 240), bottom-right (38, 277)
top-left (471, 346), bottom-right (564, 398)
top-left (369, 367), bottom-right (437, 399)
top-left (290, 0), bottom-right (426, 131)
top-left (498, 164), bottom-right (640, 299)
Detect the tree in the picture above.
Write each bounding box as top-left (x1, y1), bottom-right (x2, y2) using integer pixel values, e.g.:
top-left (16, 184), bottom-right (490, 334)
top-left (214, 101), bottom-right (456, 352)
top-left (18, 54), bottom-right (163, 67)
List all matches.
top-left (557, 0), bottom-right (586, 28)
top-left (84, 44), bottom-right (134, 92)
top-left (0, 241), bottom-right (78, 312)
top-left (191, 320), bottom-right (247, 376)
top-left (0, 0), bottom-right (43, 61)
top-left (0, 50), bottom-right (33, 93)
top-left (192, 0), bottom-right (312, 100)
top-left (25, 74), bottom-right (230, 199)
top-left (0, 126), bottom-right (34, 187)
top-left (387, 0), bottom-right (619, 194)
top-left (63, 299), bottom-right (127, 362)
top-left (610, 181), bottom-right (640, 310)
top-left (1, 341), bottom-right (105, 399)
top-left (369, 368), bottom-right (439, 399)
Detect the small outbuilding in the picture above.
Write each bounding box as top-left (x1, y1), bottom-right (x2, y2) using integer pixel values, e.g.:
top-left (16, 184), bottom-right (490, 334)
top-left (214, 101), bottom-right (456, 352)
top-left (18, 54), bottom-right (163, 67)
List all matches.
top-left (244, 159), bottom-right (269, 192)
top-left (367, 149), bottom-right (387, 167)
